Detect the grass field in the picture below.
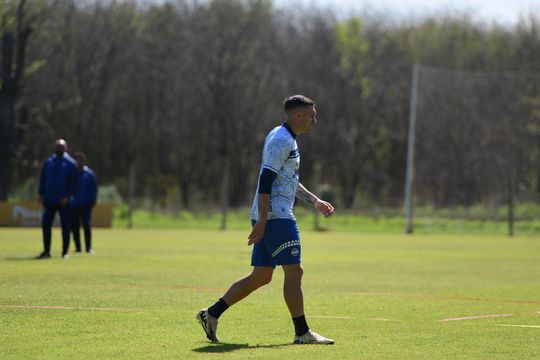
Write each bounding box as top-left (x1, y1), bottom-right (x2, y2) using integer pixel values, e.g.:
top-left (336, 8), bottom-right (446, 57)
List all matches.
top-left (111, 207), bottom-right (540, 234)
top-left (1, 227), bottom-right (539, 359)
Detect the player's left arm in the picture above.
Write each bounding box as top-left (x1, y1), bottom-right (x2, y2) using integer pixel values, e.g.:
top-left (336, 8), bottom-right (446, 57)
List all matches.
top-left (296, 182), bottom-right (334, 217)
top-left (90, 171), bottom-right (98, 207)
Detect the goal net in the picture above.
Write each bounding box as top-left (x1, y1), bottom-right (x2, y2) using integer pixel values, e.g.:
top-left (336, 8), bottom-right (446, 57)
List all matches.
top-left (407, 65), bottom-right (540, 233)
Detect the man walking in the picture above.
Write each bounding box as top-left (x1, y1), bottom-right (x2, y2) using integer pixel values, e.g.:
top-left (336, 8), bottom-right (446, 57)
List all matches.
top-left (37, 139), bottom-right (78, 259)
top-left (197, 95), bottom-right (335, 344)
top-left (71, 152), bottom-right (98, 254)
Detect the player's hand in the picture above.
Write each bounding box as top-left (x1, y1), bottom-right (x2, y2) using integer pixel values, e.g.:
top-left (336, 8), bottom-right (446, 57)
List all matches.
top-left (60, 197), bottom-right (69, 205)
top-left (315, 199), bottom-right (334, 217)
top-left (248, 220), bottom-right (266, 246)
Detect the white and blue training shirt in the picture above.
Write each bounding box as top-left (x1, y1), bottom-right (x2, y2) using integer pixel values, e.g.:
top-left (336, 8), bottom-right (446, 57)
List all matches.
top-left (251, 123), bottom-right (300, 221)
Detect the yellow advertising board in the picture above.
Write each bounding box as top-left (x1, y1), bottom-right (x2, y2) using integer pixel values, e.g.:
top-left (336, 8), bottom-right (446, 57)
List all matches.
top-left (0, 202), bottom-right (113, 228)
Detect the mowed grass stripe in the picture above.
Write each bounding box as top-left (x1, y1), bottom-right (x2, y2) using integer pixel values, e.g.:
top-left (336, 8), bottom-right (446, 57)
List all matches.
top-left (1, 228), bottom-right (540, 360)
top-left (349, 291), bottom-right (540, 305)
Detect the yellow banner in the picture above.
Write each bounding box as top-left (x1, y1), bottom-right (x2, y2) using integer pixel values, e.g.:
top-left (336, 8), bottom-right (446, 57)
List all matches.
top-left (0, 202), bottom-right (113, 228)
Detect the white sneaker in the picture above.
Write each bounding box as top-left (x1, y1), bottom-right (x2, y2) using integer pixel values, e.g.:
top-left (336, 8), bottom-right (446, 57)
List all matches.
top-left (196, 309), bottom-right (220, 343)
top-left (294, 330), bottom-right (334, 345)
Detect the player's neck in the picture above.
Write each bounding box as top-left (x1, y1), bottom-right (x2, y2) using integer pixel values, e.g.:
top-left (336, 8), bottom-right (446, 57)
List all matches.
top-left (284, 120), bottom-right (300, 137)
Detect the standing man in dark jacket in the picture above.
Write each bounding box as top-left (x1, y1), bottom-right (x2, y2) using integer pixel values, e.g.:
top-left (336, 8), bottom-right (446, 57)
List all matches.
top-left (71, 152), bottom-right (98, 254)
top-left (37, 139), bottom-right (78, 259)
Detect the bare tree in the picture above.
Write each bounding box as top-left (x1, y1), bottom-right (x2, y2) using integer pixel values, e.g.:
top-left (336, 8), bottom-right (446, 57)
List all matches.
top-left (0, 0), bottom-right (32, 200)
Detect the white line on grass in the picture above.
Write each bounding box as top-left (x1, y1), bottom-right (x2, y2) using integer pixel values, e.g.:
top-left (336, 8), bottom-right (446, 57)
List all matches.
top-left (439, 314), bottom-right (514, 322)
top-left (311, 315), bottom-right (352, 319)
top-left (350, 292), bottom-right (540, 305)
top-left (0, 305), bottom-right (146, 312)
top-left (78, 284), bottom-right (225, 292)
top-left (497, 324), bottom-right (540, 328)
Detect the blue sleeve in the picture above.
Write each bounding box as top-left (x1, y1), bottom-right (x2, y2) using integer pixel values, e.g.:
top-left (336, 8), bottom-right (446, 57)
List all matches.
top-left (90, 173), bottom-right (98, 205)
top-left (38, 162), bottom-right (47, 195)
top-left (258, 168), bottom-right (277, 194)
top-left (67, 163), bottom-right (78, 197)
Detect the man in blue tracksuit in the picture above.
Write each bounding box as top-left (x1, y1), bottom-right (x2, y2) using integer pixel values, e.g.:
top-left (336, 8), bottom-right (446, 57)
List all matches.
top-left (37, 139), bottom-right (78, 259)
top-left (70, 152), bottom-right (98, 254)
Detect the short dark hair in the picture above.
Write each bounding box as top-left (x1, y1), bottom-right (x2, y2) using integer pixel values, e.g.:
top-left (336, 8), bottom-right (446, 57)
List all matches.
top-left (74, 152), bottom-right (86, 162)
top-left (283, 95), bottom-right (315, 113)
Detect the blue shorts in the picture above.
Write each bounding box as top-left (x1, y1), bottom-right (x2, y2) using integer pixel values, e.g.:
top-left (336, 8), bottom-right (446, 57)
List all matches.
top-left (251, 219), bottom-right (301, 268)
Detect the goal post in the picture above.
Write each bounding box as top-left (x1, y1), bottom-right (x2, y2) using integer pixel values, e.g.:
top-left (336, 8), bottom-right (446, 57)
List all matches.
top-left (404, 64), bottom-right (540, 235)
top-left (404, 64), bottom-right (419, 234)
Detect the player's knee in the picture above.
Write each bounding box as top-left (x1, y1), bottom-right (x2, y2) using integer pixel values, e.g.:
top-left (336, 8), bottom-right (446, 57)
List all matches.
top-left (252, 271), bottom-right (272, 286)
top-left (259, 272), bottom-right (273, 286)
top-left (284, 264), bottom-right (303, 280)
top-left (294, 266), bottom-right (304, 280)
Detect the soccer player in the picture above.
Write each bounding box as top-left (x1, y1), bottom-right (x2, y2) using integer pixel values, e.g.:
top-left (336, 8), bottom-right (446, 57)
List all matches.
top-left (36, 139), bottom-right (78, 259)
top-left (70, 152), bottom-right (98, 254)
top-left (197, 95), bottom-right (335, 345)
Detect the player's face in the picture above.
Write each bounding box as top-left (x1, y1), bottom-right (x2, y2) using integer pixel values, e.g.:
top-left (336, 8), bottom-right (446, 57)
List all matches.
top-left (74, 155), bottom-right (85, 168)
top-left (298, 106), bottom-right (317, 133)
top-left (54, 142), bottom-right (67, 157)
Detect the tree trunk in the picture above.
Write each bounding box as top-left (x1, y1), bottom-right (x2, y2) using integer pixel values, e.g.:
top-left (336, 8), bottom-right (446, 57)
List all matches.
top-left (0, 139), bottom-right (12, 200)
top-left (219, 157), bottom-right (230, 230)
top-left (180, 178), bottom-right (190, 210)
top-left (339, 168), bottom-right (358, 209)
top-left (313, 162), bottom-right (321, 231)
top-left (127, 161), bottom-right (136, 229)
top-left (0, 32), bottom-right (15, 201)
top-left (0, 0), bottom-right (31, 201)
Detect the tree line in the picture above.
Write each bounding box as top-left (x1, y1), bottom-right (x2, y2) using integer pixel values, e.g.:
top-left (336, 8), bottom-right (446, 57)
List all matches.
top-left (1, 0), bottom-right (539, 218)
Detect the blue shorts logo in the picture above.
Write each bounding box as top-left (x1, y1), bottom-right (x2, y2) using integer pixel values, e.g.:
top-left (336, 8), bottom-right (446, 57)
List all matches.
top-left (291, 248), bottom-right (299, 257)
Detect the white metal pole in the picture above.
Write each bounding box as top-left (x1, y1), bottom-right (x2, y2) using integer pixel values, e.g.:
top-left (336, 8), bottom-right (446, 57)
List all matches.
top-left (404, 64), bottom-right (419, 234)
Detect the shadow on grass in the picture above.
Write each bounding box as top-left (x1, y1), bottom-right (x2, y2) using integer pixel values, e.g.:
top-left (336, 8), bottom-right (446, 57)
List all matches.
top-left (192, 342), bottom-right (292, 353)
top-left (4, 256), bottom-right (40, 261)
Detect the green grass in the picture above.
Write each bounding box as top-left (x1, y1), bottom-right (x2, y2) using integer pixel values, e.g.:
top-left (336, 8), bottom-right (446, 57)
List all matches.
top-left (112, 207), bottom-right (540, 234)
top-left (1, 228), bottom-right (539, 359)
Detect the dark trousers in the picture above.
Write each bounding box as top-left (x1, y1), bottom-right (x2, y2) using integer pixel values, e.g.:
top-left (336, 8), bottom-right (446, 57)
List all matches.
top-left (42, 202), bottom-right (71, 255)
top-left (71, 205), bottom-right (93, 252)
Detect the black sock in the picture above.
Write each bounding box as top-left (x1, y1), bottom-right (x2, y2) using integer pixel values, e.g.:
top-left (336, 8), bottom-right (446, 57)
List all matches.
top-left (292, 315), bottom-right (309, 336)
top-left (207, 298), bottom-right (229, 319)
